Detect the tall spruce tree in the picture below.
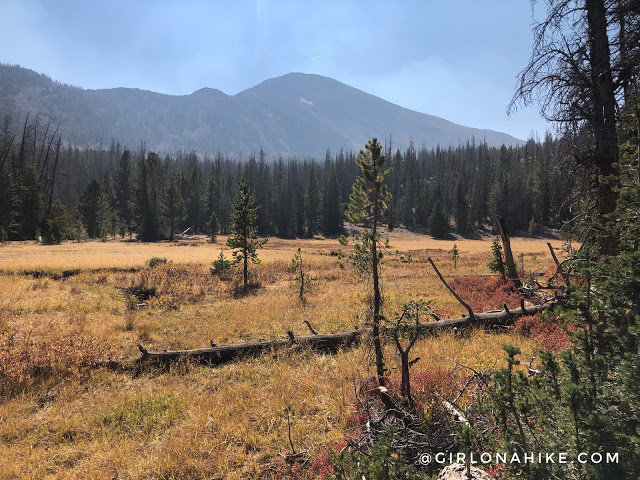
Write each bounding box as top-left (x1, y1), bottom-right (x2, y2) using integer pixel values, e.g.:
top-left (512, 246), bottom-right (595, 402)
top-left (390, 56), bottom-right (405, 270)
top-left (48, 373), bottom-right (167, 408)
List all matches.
top-left (78, 178), bottom-right (101, 239)
top-left (165, 174), bottom-right (184, 241)
top-left (227, 179), bottom-right (267, 289)
top-left (322, 166), bottom-right (342, 235)
top-left (116, 149), bottom-right (134, 237)
top-left (304, 165), bottom-right (322, 237)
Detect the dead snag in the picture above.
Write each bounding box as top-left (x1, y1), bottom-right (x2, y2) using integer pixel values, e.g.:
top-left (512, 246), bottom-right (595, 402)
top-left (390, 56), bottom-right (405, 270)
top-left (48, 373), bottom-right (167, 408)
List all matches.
top-left (392, 302), bottom-right (424, 399)
top-left (547, 242), bottom-right (563, 272)
top-left (497, 217), bottom-right (522, 289)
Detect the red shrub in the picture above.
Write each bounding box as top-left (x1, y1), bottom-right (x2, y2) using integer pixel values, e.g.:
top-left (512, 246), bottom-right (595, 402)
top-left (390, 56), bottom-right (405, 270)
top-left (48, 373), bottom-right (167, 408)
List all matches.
top-left (514, 314), bottom-right (570, 351)
top-left (443, 276), bottom-right (521, 316)
top-left (309, 441), bottom-right (348, 479)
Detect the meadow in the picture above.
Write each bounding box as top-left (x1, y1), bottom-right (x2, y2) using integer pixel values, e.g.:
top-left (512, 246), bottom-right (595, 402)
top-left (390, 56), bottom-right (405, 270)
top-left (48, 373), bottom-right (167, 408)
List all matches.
top-left (0, 231), bottom-right (560, 479)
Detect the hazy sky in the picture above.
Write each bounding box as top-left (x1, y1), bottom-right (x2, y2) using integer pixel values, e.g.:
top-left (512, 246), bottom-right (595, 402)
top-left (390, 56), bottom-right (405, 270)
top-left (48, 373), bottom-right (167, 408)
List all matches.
top-left (0, 0), bottom-right (551, 140)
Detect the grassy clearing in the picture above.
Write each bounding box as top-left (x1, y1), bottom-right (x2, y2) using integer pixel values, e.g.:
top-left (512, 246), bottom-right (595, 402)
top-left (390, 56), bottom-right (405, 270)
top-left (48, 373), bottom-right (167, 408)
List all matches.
top-left (0, 232), bottom-right (560, 479)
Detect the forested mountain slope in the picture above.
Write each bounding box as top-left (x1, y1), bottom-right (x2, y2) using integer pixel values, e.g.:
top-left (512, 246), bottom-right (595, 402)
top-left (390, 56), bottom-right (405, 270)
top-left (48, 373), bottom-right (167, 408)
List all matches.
top-left (0, 64), bottom-right (522, 156)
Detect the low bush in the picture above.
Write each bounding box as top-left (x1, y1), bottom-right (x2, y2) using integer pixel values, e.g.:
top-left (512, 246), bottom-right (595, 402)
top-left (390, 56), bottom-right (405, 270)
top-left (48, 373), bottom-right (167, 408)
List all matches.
top-left (0, 330), bottom-right (114, 397)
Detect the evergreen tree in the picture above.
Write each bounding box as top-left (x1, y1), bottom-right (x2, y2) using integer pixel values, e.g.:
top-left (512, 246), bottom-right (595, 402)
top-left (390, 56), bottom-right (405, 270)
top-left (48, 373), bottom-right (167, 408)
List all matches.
top-left (101, 171), bottom-right (119, 239)
top-left (185, 164), bottom-right (205, 233)
top-left (454, 176), bottom-right (470, 233)
top-left (116, 149), bottom-right (134, 237)
top-left (134, 153), bottom-right (163, 242)
top-left (0, 163), bottom-right (20, 240)
top-left (304, 165), bottom-right (322, 237)
top-left (428, 196), bottom-right (449, 238)
top-left (322, 166), bottom-right (342, 235)
top-left (341, 138), bottom-right (392, 386)
top-left (227, 179), bottom-right (267, 289)
top-left (78, 178), bottom-right (101, 239)
top-left (41, 200), bottom-right (71, 244)
top-left (206, 211), bottom-right (219, 243)
top-left (165, 174), bottom-right (184, 241)
top-left (19, 164), bottom-right (44, 239)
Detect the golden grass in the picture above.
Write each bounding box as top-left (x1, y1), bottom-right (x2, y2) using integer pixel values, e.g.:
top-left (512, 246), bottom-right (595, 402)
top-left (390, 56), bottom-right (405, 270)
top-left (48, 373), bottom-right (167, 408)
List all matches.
top-left (0, 232), bottom-right (561, 479)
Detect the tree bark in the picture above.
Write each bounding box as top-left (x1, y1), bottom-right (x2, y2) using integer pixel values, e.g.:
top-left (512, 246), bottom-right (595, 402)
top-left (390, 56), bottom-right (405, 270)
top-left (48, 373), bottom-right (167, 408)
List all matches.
top-left (586, 0), bottom-right (620, 257)
top-left (372, 192), bottom-right (385, 386)
top-left (497, 217), bottom-right (521, 288)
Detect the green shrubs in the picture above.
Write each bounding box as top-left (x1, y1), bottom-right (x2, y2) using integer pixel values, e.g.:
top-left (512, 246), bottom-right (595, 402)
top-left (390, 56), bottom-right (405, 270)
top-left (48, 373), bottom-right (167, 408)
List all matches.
top-left (146, 257), bottom-right (167, 268)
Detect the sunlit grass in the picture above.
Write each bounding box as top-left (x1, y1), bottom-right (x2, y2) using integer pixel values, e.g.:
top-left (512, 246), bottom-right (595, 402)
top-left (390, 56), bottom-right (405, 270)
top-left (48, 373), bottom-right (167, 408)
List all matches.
top-left (0, 232), bottom-right (560, 479)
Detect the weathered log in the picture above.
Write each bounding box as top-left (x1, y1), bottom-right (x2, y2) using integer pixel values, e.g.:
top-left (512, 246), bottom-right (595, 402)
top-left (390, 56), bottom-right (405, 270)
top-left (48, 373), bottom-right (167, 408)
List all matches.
top-left (115, 300), bottom-right (557, 368)
top-left (128, 330), bottom-right (362, 367)
top-left (443, 400), bottom-right (470, 426)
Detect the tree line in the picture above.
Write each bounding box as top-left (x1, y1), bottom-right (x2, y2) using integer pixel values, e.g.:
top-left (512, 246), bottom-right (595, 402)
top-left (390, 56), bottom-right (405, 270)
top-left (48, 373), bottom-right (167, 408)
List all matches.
top-left (0, 114), bottom-right (572, 244)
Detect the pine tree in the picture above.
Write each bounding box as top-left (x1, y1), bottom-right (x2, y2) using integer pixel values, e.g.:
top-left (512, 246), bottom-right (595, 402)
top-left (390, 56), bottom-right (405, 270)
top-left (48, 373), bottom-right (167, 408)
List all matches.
top-left (341, 138), bottom-right (392, 386)
top-left (116, 149), bottom-right (134, 237)
top-left (487, 236), bottom-right (506, 280)
top-left (206, 211), bottom-right (219, 243)
top-left (165, 175), bottom-right (184, 241)
top-left (78, 178), bottom-right (101, 239)
top-left (451, 243), bottom-right (459, 269)
top-left (101, 171), bottom-right (119, 240)
top-left (454, 177), bottom-right (470, 233)
top-left (323, 166), bottom-right (342, 235)
top-left (227, 179), bottom-right (267, 289)
top-left (428, 196), bottom-right (449, 238)
top-left (41, 200), bottom-right (71, 244)
top-left (304, 165), bottom-right (322, 237)
top-left (134, 153), bottom-right (163, 242)
top-left (19, 164), bottom-right (44, 240)
top-left (186, 164), bottom-right (205, 233)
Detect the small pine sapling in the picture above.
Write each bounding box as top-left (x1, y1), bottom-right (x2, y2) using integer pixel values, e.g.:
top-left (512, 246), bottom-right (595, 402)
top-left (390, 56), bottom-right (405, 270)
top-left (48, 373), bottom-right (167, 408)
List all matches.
top-left (487, 236), bottom-right (506, 280)
top-left (289, 248), bottom-right (315, 301)
top-left (227, 179), bottom-right (267, 289)
top-left (517, 251), bottom-right (525, 276)
top-left (210, 249), bottom-right (232, 279)
top-left (451, 243), bottom-right (460, 269)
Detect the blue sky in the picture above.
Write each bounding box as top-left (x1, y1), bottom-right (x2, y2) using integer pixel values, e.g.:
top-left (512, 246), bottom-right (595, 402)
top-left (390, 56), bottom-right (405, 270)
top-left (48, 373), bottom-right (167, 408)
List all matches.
top-left (0, 0), bottom-right (550, 140)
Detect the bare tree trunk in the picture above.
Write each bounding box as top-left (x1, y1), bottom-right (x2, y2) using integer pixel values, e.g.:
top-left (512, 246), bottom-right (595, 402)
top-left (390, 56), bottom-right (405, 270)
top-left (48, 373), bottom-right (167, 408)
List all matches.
top-left (243, 246), bottom-right (248, 288)
top-left (586, 0), bottom-right (620, 257)
top-left (372, 194), bottom-right (385, 386)
top-left (119, 300), bottom-right (558, 369)
top-left (497, 217), bottom-right (521, 288)
top-left (46, 135), bottom-right (62, 218)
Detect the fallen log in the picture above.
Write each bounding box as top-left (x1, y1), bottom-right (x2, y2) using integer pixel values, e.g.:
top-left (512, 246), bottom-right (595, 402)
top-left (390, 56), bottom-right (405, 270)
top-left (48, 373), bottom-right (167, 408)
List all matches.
top-left (112, 299), bottom-right (558, 369)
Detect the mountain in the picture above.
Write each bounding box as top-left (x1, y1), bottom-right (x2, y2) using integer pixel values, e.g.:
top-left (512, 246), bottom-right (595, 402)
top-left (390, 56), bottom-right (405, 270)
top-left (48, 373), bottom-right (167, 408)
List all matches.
top-left (0, 64), bottom-right (523, 156)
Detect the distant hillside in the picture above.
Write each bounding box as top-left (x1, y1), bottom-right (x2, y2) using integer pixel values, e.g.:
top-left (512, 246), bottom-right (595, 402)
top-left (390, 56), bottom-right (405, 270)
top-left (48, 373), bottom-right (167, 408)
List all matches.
top-left (0, 64), bottom-right (523, 156)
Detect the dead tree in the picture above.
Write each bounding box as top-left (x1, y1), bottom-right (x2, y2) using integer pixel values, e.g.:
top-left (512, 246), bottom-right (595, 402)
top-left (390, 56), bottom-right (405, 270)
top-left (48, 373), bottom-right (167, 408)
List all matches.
top-left (109, 299), bottom-right (558, 370)
top-left (497, 217), bottom-right (522, 288)
top-left (392, 301), bottom-right (426, 399)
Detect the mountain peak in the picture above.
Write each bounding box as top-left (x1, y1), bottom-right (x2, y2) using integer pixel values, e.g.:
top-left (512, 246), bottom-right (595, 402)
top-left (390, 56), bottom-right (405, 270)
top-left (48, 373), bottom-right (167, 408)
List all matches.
top-left (0, 63), bottom-right (523, 156)
top-left (190, 87), bottom-right (227, 97)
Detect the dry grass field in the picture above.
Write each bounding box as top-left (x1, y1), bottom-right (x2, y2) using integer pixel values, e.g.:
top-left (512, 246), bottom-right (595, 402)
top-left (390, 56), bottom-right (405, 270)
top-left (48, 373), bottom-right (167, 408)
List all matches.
top-left (0, 231), bottom-right (562, 479)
